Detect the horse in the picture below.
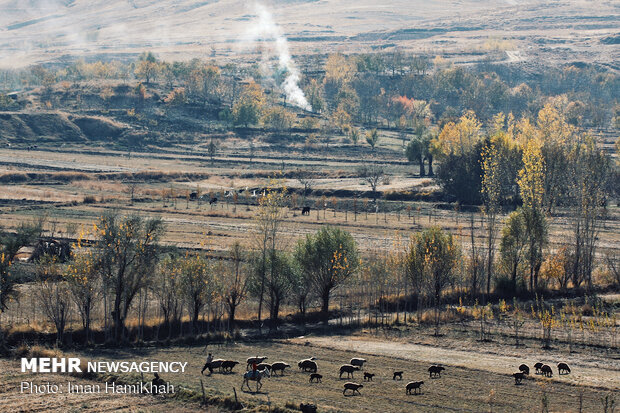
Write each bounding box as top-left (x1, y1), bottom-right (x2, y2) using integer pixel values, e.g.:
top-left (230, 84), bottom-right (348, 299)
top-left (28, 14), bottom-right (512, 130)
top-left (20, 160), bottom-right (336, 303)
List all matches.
top-left (242, 368), bottom-right (270, 393)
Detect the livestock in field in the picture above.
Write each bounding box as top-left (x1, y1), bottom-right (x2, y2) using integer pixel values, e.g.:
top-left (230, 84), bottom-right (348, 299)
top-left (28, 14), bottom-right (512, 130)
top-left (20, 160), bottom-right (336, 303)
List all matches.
top-left (393, 371), bottom-right (403, 380)
top-left (513, 372), bottom-right (525, 385)
top-left (534, 362), bottom-right (543, 374)
top-left (541, 365), bottom-right (553, 377)
top-left (363, 372), bottom-right (375, 381)
top-left (247, 356), bottom-right (268, 370)
top-left (406, 381), bottom-right (424, 395)
top-left (221, 360), bottom-right (239, 373)
top-left (339, 364), bottom-right (360, 379)
top-left (343, 382), bottom-right (363, 395)
top-left (298, 359), bottom-right (318, 373)
top-left (271, 362), bottom-right (291, 375)
top-left (519, 364), bottom-right (530, 375)
top-left (350, 358), bottom-right (366, 369)
top-left (309, 373), bottom-right (323, 383)
top-left (302, 206), bottom-right (311, 215)
top-left (257, 363), bottom-right (272, 371)
top-left (557, 363), bottom-right (571, 375)
top-left (428, 365), bottom-right (445, 378)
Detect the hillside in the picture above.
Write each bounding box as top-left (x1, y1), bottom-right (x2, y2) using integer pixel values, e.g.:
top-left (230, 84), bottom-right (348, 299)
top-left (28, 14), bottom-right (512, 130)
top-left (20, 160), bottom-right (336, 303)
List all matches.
top-left (0, 0), bottom-right (618, 69)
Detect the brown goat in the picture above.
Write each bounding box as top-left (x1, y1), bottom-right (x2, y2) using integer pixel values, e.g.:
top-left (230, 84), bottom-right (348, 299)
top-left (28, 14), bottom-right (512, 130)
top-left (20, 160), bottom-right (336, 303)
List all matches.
top-left (339, 364), bottom-right (360, 379)
top-left (309, 373), bottom-right (323, 383)
top-left (363, 372), bottom-right (375, 381)
top-left (343, 382), bottom-right (363, 395)
top-left (406, 381), bottom-right (424, 395)
top-left (271, 362), bottom-right (290, 375)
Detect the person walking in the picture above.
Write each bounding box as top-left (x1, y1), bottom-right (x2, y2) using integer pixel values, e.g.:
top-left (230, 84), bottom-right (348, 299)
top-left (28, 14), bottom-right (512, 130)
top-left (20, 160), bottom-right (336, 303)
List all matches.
top-left (201, 352), bottom-right (214, 375)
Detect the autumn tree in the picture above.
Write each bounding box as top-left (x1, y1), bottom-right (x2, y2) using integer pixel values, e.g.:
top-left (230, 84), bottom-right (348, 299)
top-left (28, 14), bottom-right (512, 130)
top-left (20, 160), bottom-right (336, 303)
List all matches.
top-left (365, 128), bottom-right (380, 152)
top-left (223, 242), bottom-right (248, 332)
top-left (155, 255), bottom-right (183, 334)
top-left (65, 246), bottom-right (99, 344)
top-left (94, 214), bottom-right (164, 342)
top-left (406, 227), bottom-right (460, 335)
top-left (263, 105), bottom-right (295, 135)
top-left (500, 209), bottom-right (528, 293)
top-left (178, 253), bottom-right (217, 334)
top-left (566, 137), bottom-right (611, 289)
top-left (134, 52), bottom-right (160, 84)
top-left (253, 183), bottom-right (288, 333)
top-left (36, 255), bottom-right (71, 345)
top-left (481, 141), bottom-right (502, 297)
top-left (233, 81), bottom-right (266, 127)
top-left (295, 226), bottom-right (359, 323)
top-left (517, 139), bottom-right (548, 291)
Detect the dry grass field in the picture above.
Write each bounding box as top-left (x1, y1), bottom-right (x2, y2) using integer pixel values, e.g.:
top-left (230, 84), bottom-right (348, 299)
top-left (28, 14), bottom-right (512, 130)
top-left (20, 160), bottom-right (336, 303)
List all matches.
top-left (1, 338), bottom-right (615, 413)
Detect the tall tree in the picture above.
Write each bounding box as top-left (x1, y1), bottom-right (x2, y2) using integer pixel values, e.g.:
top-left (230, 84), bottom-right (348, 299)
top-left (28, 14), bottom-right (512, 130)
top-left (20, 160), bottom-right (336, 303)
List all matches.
top-left (223, 242), bottom-right (248, 332)
top-left (95, 214), bottom-right (163, 342)
top-left (295, 226), bottom-right (359, 323)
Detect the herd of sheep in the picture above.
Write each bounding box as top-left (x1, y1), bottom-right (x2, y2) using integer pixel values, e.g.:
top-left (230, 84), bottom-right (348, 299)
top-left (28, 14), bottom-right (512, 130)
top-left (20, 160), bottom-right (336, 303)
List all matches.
top-left (202, 354), bottom-right (572, 412)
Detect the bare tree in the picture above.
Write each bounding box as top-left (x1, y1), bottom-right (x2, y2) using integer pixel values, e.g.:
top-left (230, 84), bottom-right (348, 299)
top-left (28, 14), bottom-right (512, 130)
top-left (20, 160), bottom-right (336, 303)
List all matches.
top-left (224, 242), bottom-right (249, 332)
top-left (36, 255), bottom-right (71, 345)
top-left (357, 164), bottom-right (385, 204)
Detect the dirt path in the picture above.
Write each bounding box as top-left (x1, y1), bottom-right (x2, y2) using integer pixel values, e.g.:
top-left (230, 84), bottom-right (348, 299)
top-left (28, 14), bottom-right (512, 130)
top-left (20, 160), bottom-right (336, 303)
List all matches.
top-left (293, 336), bottom-right (620, 390)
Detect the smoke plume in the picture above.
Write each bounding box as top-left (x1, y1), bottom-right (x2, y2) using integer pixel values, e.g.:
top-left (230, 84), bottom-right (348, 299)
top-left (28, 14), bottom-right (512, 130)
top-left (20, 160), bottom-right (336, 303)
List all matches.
top-left (247, 2), bottom-right (311, 111)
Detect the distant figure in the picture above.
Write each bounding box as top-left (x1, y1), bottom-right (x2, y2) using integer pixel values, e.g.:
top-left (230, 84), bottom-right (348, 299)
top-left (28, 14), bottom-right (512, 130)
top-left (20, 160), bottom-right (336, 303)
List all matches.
top-left (201, 352), bottom-right (214, 375)
top-left (513, 372), bottom-right (525, 385)
top-left (309, 373), bottom-right (322, 383)
top-left (405, 381), bottom-right (424, 395)
top-left (428, 365), bottom-right (445, 378)
top-left (519, 364), bottom-right (530, 375)
top-left (541, 364), bottom-right (553, 377)
top-left (534, 362), bottom-right (544, 374)
top-left (557, 362), bottom-right (571, 375)
top-left (209, 197), bottom-right (218, 205)
top-left (300, 403), bottom-right (317, 413)
top-left (189, 192), bottom-right (197, 200)
top-left (363, 372), bottom-right (375, 381)
top-left (302, 206), bottom-right (311, 215)
top-left (393, 371), bottom-right (403, 380)
top-left (343, 382), bottom-right (363, 396)
top-left (152, 373), bottom-right (165, 395)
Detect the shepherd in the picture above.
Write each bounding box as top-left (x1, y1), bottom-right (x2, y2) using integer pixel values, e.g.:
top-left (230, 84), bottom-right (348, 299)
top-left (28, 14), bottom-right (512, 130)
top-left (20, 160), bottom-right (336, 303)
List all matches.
top-left (201, 352), bottom-right (214, 375)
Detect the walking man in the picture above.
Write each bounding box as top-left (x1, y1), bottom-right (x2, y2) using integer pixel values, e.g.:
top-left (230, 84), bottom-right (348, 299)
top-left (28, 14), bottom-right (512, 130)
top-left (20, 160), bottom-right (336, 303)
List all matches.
top-left (201, 352), bottom-right (214, 375)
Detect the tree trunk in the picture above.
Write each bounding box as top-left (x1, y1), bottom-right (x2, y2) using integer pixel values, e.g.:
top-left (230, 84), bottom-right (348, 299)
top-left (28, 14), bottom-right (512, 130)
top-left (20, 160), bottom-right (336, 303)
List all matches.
top-left (321, 288), bottom-right (330, 324)
top-left (419, 156), bottom-right (426, 177)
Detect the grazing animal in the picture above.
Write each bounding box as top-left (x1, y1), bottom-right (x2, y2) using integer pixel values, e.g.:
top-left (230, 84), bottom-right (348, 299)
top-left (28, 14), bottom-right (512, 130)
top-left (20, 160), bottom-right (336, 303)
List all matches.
top-left (350, 358), bottom-right (367, 369)
top-left (363, 372), bottom-right (375, 381)
top-left (271, 362), bottom-right (291, 375)
top-left (343, 382), bottom-right (363, 396)
top-left (247, 356), bottom-right (268, 370)
top-left (309, 373), bottom-right (323, 383)
top-left (428, 365), bottom-right (445, 378)
top-left (519, 364), bottom-right (530, 375)
top-left (339, 364), bottom-right (360, 379)
top-left (557, 363), bottom-right (571, 375)
top-left (513, 372), bottom-right (525, 385)
top-left (541, 364), bottom-right (553, 377)
top-left (298, 359), bottom-right (318, 373)
top-left (152, 373), bottom-right (166, 395)
top-left (300, 403), bottom-right (317, 413)
top-left (534, 362), bottom-right (544, 374)
top-left (405, 381), bottom-right (424, 395)
top-left (208, 359), bottom-right (225, 372)
top-left (302, 206), bottom-right (311, 215)
top-left (257, 363), bottom-right (272, 372)
top-left (221, 360), bottom-right (239, 373)
top-left (189, 192), bottom-right (198, 200)
top-left (242, 368), bottom-right (270, 392)
top-left (393, 371), bottom-right (403, 380)
top-left (209, 197), bottom-right (218, 205)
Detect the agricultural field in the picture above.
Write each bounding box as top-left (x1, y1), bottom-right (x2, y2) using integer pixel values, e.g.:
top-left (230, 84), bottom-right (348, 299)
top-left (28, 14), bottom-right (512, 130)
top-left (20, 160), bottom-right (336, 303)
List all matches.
top-left (1, 1), bottom-right (619, 412)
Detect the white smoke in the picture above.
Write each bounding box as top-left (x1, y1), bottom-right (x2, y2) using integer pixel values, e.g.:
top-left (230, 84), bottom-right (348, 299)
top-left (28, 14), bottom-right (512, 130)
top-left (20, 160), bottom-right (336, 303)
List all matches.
top-left (246, 2), bottom-right (311, 111)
